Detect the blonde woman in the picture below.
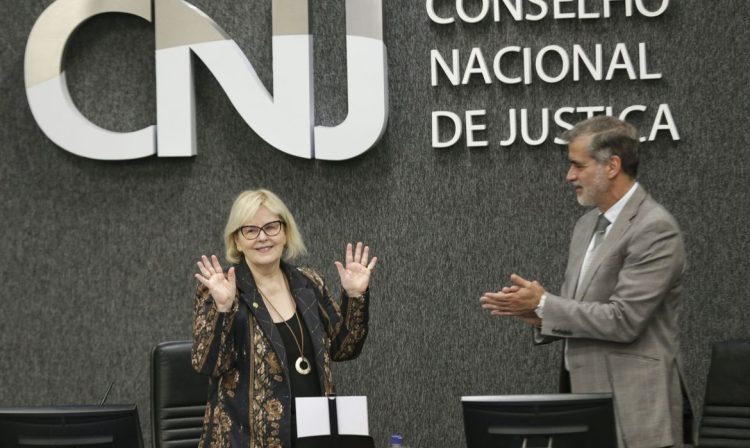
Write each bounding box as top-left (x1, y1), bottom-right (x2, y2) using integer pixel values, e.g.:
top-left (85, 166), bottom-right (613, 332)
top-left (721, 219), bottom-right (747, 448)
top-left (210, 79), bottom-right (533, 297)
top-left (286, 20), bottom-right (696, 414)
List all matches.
top-left (191, 189), bottom-right (377, 448)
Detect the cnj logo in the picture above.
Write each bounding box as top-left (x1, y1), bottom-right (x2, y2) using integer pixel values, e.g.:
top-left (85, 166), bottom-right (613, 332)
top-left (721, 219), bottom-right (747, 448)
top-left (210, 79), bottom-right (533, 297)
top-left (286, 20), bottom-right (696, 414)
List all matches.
top-left (25, 0), bottom-right (388, 161)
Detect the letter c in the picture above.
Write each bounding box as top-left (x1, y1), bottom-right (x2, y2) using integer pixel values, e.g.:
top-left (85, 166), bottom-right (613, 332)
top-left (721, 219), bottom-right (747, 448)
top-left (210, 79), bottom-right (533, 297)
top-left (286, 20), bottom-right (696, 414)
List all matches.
top-left (426, 0), bottom-right (455, 24)
top-left (25, 0), bottom-right (155, 160)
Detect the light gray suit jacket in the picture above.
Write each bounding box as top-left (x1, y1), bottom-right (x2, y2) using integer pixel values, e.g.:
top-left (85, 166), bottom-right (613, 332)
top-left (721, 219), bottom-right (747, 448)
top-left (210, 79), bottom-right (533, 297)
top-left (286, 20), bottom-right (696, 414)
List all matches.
top-left (537, 186), bottom-right (689, 448)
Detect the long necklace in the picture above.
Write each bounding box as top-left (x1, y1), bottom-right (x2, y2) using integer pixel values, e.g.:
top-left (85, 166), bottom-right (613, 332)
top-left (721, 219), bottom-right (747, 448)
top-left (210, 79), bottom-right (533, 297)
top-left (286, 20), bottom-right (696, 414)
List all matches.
top-left (257, 280), bottom-right (312, 375)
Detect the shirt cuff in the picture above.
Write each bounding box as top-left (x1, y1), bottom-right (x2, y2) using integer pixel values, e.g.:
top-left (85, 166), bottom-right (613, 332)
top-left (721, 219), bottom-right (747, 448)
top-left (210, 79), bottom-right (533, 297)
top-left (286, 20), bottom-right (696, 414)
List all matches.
top-left (534, 292), bottom-right (547, 318)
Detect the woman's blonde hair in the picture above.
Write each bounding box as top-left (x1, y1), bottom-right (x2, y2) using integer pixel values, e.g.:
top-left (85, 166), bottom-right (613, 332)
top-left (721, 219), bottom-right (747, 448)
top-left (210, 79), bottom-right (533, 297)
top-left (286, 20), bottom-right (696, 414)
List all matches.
top-left (224, 189), bottom-right (307, 264)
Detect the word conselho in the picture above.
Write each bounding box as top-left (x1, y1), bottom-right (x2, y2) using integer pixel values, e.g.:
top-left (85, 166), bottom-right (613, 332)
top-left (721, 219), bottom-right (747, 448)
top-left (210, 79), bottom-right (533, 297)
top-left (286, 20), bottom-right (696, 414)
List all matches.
top-left (426, 0), bottom-right (669, 24)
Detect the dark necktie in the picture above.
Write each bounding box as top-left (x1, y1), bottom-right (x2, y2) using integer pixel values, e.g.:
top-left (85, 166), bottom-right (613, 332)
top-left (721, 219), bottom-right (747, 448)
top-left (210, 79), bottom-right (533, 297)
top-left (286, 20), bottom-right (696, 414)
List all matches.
top-left (590, 214), bottom-right (611, 252)
top-left (580, 214), bottom-right (611, 279)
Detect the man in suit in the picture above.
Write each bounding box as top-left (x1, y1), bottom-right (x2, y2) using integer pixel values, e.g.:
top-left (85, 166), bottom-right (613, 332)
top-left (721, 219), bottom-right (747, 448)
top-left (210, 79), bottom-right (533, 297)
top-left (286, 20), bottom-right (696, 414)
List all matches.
top-left (481, 116), bottom-right (692, 447)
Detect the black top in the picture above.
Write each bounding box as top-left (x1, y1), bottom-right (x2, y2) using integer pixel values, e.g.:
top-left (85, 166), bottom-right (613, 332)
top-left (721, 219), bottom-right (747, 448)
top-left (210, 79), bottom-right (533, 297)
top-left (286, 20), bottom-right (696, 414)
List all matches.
top-left (275, 312), bottom-right (322, 413)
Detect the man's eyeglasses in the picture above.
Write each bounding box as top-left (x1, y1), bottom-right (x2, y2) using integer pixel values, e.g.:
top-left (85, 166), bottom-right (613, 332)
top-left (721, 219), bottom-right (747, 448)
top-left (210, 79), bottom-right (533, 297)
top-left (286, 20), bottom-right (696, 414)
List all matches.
top-left (238, 220), bottom-right (284, 240)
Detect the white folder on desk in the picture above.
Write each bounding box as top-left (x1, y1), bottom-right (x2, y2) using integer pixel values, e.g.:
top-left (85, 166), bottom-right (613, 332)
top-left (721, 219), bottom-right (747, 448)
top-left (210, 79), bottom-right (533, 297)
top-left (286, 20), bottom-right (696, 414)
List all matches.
top-left (295, 396), bottom-right (369, 438)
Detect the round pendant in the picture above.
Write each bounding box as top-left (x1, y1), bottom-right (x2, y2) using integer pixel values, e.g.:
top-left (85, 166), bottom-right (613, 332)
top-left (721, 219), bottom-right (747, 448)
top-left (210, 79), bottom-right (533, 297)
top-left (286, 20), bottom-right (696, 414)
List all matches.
top-left (295, 356), bottom-right (312, 375)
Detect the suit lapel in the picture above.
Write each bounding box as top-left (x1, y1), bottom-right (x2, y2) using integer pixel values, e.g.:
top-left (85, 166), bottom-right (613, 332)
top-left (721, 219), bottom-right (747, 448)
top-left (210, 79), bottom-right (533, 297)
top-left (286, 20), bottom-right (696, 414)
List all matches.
top-left (235, 260), bottom-right (290, 380)
top-left (575, 186), bottom-right (647, 300)
top-left (284, 263), bottom-right (328, 391)
top-left (568, 209), bottom-right (599, 299)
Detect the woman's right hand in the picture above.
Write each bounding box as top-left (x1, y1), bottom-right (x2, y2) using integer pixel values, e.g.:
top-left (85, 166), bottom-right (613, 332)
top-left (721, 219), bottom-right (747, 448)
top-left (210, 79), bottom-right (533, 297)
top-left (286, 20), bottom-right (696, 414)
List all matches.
top-left (195, 255), bottom-right (236, 312)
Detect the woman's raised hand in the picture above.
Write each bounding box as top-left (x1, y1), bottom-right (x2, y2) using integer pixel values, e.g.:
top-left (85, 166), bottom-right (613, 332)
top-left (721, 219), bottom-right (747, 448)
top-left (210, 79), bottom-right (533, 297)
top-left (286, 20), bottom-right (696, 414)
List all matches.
top-left (195, 255), bottom-right (236, 312)
top-left (334, 242), bottom-right (377, 297)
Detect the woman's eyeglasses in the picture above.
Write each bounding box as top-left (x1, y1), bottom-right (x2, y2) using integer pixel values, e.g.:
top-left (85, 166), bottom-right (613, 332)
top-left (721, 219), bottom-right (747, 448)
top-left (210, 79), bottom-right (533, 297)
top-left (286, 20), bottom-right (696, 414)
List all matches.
top-left (238, 220), bottom-right (284, 240)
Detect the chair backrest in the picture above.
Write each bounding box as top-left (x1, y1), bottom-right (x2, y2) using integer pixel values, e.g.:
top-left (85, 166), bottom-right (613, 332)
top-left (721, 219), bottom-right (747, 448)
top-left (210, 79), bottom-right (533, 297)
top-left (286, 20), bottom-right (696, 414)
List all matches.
top-left (698, 339), bottom-right (750, 447)
top-left (151, 341), bottom-right (209, 448)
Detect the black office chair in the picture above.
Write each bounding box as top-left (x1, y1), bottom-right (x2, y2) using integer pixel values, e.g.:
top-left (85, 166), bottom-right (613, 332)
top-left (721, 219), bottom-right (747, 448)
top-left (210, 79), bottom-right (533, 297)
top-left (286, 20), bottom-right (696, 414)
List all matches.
top-left (697, 339), bottom-right (750, 447)
top-left (151, 341), bottom-right (208, 448)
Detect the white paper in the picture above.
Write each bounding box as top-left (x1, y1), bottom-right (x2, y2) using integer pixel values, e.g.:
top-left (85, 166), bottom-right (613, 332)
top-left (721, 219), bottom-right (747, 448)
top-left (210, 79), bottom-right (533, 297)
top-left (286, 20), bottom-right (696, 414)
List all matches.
top-left (295, 396), bottom-right (369, 438)
top-left (295, 397), bottom-right (332, 437)
top-left (336, 396), bottom-right (369, 436)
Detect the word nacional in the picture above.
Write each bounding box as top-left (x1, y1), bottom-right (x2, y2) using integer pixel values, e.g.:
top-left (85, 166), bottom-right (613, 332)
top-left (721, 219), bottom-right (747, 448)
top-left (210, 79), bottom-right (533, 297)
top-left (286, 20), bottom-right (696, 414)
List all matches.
top-left (426, 0), bottom-right (669, 23)
top-left (430, 42), bottom-right (661, 86)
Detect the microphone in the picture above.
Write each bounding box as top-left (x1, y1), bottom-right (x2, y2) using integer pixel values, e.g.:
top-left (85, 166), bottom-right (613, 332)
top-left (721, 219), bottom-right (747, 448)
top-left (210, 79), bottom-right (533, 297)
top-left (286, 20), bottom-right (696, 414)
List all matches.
top-left (99, 381), bottom-right (115, 405)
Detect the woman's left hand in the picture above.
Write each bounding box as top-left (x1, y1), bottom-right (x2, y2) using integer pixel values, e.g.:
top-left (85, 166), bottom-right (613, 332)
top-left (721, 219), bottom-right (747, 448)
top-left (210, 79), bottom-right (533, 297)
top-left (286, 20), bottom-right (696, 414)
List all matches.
top-left (335, 242), bottom-right (377, 297)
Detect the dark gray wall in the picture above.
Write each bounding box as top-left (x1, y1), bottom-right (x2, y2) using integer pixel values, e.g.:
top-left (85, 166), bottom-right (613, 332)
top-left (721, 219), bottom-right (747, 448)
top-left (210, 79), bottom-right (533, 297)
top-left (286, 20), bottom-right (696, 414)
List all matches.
top-left (1, 1), bottom-right (748, 447)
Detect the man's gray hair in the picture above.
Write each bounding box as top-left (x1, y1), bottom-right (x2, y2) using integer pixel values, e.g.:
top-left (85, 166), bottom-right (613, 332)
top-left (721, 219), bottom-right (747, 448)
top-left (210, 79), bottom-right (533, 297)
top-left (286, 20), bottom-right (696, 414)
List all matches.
top-left (561, 116), bottom-right (640, 178)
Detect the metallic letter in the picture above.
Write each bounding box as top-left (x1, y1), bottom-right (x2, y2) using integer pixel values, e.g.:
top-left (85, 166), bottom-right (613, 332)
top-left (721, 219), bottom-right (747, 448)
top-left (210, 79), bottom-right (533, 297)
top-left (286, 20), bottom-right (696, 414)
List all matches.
top-left (313, 0), bottom-right (389, 161)
top-left (25, 0), bottom-right (155, 160)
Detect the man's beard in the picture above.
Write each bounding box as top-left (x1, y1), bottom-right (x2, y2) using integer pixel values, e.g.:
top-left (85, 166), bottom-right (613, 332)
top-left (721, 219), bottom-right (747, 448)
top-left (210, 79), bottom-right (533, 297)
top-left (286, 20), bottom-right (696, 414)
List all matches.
top-left (576, 166), bottom-right (608, 206)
